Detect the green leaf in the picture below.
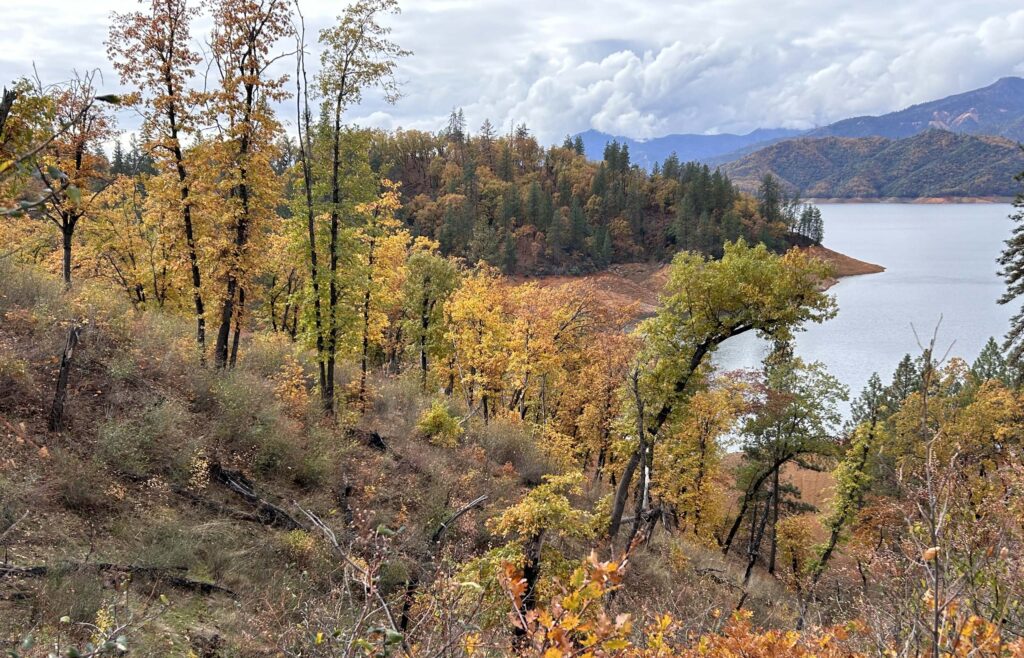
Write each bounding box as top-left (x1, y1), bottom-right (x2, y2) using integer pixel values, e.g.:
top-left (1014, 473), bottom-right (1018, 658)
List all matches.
top-left (66, 186), bottom-right (82, 204)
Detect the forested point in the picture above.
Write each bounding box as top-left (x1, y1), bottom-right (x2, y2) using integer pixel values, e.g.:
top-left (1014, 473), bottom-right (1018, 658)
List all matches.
top-left (1, 1), bottom-right (1024, 657)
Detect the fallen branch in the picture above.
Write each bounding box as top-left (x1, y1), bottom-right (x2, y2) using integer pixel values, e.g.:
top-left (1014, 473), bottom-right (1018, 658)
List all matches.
top-left (294, 502), bottom-right (410, 656)
top-left (210, 463), bottom-right (305, 530)
top-left (0, 510), bottom-right (29, 545)
top-left (431, 495), bottom-right (488, 544)
top-left (0, 562), bottom-right (235, 597)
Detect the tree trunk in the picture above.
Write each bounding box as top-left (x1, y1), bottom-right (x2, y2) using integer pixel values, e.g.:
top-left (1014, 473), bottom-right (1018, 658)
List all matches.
top-left (357, 236), bottom-right (375, 410)
top-left (295, 27), bottom-right (329, 411)
top-left (607, 448), bottom-right (640, 540)
top-left (722, 460), bottom-right (785, 556)
top-left (768, 467), bottom-right (780, 575)
top-left (229, 287), bottom-right (244, 368)
top-left (60, 223), bottom-right (73, 287)
top-left (49, 325), bottom-right (81, 431)
top-left (419, 286), bottom-right (430, 389)
top-left (743, 495), bottom-right (772, 587)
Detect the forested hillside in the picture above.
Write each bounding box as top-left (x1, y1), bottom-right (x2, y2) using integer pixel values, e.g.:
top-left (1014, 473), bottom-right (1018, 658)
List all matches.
top-left (369, 121), bottom-right (818, 274)
top-left (2, 1), bottom-right (1024, 657)
top-left (722, 130), bottom-right (1024, 198)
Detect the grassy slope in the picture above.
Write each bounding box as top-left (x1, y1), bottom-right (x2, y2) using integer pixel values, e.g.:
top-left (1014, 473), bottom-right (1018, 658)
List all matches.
top-left (0, 259), bottom-right (834, 654)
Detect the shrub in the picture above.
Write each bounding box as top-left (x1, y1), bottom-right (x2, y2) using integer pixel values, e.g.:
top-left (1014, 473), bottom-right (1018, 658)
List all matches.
top-left (96, 399), bottom-right (195, 481)
top-left (417, 400), bottom-right (463, 447)
top-left (0, 261), bottom-right (62, 317)
top-left (38, 567), bottom-right (106, 625)
top-left (50, 452), bottom-right (116, 513)
top-left (477, 416), bottom-right (554, 485)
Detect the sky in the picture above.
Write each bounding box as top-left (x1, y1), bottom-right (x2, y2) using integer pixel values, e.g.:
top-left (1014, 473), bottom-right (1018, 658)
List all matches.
top-left (2, 0), bottom-right (1024, 145)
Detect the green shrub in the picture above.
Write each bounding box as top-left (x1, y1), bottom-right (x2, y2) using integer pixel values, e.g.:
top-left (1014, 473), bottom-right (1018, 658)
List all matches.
top-left (38, 567), bottom-right (106, 625)
top-left (417, 400), bottom-right (463, 447)
top-left (96, 400), bottom-right (195, 481)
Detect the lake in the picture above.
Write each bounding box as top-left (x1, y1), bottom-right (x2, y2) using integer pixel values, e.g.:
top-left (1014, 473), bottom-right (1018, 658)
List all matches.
top-left (714, 203), bottom-right (1017, 405)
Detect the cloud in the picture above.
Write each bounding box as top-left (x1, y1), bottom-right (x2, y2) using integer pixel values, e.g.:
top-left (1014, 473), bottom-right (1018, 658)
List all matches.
top-left (3, 0), bottom-right (1024, 145)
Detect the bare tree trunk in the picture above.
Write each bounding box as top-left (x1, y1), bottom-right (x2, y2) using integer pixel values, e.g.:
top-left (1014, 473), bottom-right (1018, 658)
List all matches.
top-left (229, 287), bottom-right (244, 368)
top-left (49, 325), bottom-right (81, 431)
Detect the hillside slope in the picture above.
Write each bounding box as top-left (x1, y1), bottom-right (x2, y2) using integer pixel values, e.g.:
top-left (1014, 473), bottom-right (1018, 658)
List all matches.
top-left (721, 130), bottom-right (1024, 198)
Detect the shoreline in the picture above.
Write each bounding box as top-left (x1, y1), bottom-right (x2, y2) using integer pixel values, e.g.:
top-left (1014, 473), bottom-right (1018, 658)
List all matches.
top-left (803, 244), bottom-right (885, 290)
top-left (808, 196), bottom-right (1013, 204)
top-left (527, 244), bottom-right (883, 317)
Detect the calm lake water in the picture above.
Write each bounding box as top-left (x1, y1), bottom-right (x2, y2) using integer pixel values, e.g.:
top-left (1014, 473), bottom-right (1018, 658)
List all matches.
top-left (714, 203), bottom-right (1017, 405)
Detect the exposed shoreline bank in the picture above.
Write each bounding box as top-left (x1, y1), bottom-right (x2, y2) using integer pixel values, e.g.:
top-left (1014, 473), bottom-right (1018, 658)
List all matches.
top-left (528, 244), bottom-right (883, 318)
top-left (804, 244), bottom-right (885, 290)
top-left (809, 196), bottom-right (1013, 204)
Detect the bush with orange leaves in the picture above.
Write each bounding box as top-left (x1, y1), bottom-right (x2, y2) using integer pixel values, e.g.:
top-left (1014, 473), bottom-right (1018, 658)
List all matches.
top-left (498, 551), bottom-right (1024, 658)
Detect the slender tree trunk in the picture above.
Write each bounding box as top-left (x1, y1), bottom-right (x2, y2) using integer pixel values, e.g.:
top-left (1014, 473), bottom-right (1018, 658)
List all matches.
top-left (357, 235), bottom-right (375, 410)
top-left (324, 93), bottom-right (345, 411)
top-left (60, 222), bottom-right (73, 287)
top-left (608, 448), bottom-right (640, 540)
top-left (419, 285), bottom-right (430, 388)
top-left (722, 460), bottom-right (785, 555)
top-left (295, 10), bottom-right (329, 411)
top-left (164, 72), bottom-right (205, 355)
top-left (768, 467), bottom-right (780, 575)
top-left (743, 496), bottom-right (772, 587)
top-left (229, 287), bottom-right (244, 368)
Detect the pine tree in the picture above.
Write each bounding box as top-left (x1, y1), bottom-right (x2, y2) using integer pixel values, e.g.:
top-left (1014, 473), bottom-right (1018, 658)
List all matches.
top-left (888, 354), bottom-right (920, 405)
top-left (971, 336), bottom-right (1012, 385)
top-left (998, 169), bottom-right (1024, 376)
top-left (572, 135), bottom-right (585, 155)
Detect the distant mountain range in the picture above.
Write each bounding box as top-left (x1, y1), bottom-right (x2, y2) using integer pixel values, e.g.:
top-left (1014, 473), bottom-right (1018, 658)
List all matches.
top-left (806, 76), bottom-right (1024, 141)
top-left (578, 76), bottom-right (1024, 199)
top-left (576, 127), bottom-right (803, 169)
top-left (721, 130), bottom-right (1024, 199)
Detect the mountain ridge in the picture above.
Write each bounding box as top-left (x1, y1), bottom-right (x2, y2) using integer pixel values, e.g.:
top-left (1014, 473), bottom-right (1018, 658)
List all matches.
top-left (721, 129), bottom-right (1024, 199)
top-left (579, 76), bottom-right (1024, 172)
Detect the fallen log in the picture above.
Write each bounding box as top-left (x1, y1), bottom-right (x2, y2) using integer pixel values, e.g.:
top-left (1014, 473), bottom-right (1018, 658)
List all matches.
top-left (209, 463), bottom-right (305, 530)
top-left (0, 562), bottom-right (236, 598)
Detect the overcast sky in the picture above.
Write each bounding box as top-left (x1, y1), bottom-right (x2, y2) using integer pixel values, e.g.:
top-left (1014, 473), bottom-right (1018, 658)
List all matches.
top-left (2, 0), bottom-right (1024, 145)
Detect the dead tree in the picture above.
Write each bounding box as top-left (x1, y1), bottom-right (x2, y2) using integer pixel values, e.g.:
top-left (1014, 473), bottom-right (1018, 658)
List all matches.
top-left (48, 324), bottom-right (81, 431)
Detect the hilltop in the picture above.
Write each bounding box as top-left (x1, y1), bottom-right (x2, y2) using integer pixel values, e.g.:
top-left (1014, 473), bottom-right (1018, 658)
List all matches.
top-left (721, 129), bottom-right (1024, 199)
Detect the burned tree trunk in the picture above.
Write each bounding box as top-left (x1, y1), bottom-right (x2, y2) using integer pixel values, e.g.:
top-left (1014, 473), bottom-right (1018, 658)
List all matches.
top-left (49, 325), bottom-right (81, 431)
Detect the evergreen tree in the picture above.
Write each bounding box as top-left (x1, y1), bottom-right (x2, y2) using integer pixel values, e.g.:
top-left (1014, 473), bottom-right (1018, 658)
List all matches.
top-left (888, 354), bottom-right (920, 405)
top-left (998, 169), bottom-right (1024, 377)
top-left (971, 337), bottom-right (1012, 385)
top-left (572, 135), bottom-right (585, 155)
top-left (502, 231), bottom-right (518, 273)
top-left (758, 173), bottom-right (783, 224)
